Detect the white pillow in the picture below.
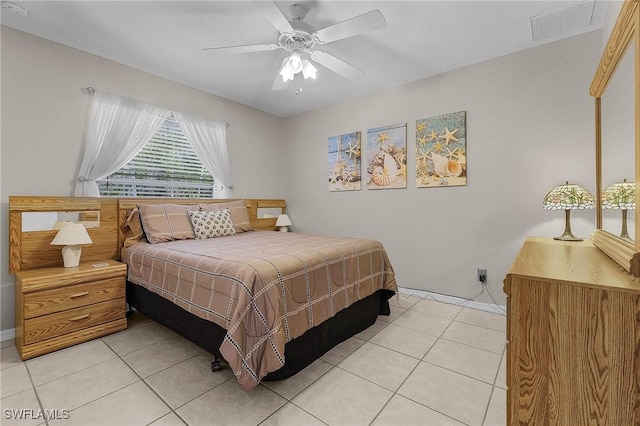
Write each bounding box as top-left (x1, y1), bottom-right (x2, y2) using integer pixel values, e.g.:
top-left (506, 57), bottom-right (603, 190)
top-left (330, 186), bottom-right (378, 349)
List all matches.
top-left (188, 209), bottom-right (236, 239)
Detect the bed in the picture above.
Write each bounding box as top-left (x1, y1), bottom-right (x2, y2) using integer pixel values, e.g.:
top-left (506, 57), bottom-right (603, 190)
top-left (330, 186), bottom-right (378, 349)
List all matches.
top-left (8, 196), bottom-right (397, 390)
top-left (121, 199), bottom-right (397, 389)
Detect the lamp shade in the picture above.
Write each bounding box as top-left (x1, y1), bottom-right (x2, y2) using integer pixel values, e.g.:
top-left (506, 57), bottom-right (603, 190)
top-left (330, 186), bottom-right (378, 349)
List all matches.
top-left (51, 223), bottom-right (93, 267)
top-left (602, 179), bottom-right (635, 210)
top-left (275, 214), bottom-right (292, 227)
top-left (51, 223), bottom-right (93, 246)
top-left (280, 51), bottom-right (317, 83)
top-left (301, 58), bottom-right (317, 79)
top-left (543, 182), bottom-right (595, 210)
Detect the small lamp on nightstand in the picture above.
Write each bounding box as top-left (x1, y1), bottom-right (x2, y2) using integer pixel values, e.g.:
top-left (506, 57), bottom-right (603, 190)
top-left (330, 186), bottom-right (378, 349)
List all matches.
top-left (602, 178), bottom-right (635, 241)
top-left (543, 181), bottom-right (595, 241)
top-left (50, 223), bottom-right (93, 267)
top-left (275, 214), bottom-right (292, 232)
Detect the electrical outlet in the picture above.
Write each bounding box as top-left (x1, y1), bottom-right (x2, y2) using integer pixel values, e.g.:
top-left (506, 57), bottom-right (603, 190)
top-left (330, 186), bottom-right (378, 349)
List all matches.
top-left (477, 268), bottom-right (487, 283)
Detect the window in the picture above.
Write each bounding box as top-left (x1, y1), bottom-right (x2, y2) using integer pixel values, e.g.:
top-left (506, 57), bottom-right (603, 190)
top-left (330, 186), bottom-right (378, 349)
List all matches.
top-left (97, 115), bottom-right (220, 197)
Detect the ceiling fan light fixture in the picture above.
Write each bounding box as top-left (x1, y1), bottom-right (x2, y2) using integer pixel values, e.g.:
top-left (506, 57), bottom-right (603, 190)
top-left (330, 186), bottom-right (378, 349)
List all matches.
top-left (279, 65), bottom-right (295, 81)
top-left (301, 58), bottom-right (317, 79)
top-left (288, 51), bottom-right (303, 73)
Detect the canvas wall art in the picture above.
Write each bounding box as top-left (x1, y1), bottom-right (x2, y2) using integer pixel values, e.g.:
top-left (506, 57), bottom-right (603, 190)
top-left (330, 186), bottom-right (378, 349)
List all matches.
top-left (328, 131), bottom-right (361, 191)
top-left (366, 123), bottom-right (407, 190)
top-left (416, 111), bottom-right (467, 187)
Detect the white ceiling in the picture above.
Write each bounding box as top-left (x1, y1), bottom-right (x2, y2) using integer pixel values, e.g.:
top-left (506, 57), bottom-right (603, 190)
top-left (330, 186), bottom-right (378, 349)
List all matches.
top-left (0, 1), bottom-right (609, 117)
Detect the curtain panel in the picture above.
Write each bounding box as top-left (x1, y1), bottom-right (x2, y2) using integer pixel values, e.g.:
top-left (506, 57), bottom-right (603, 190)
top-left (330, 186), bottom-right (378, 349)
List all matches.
top-left (75, 91), bottom-right (233, 198)
top-left (173, 112), bottom-right (233, 198)
top-left (74, 91), bottom-right (170, 196)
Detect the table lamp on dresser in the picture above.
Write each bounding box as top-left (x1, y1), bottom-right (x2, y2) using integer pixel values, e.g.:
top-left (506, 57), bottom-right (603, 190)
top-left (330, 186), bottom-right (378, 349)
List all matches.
top-left (543, 181), bottom-right (595, 241)
top-left (602, 178), bottom-right (635, 241)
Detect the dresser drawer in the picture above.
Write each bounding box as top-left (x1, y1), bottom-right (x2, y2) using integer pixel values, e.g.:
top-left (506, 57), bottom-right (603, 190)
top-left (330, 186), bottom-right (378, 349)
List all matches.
top-left (23, 277), bottom-right (125, 319)
top-left (23, 298), bottom-right (125, 345)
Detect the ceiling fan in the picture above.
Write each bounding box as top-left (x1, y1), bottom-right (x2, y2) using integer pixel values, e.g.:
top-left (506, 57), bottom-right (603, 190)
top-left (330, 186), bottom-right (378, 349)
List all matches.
top-left (203, 1), bottom-right (386, 90)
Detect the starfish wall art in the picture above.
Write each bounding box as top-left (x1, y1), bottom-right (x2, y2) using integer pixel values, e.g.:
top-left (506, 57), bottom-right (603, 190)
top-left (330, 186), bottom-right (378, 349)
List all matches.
top-left (328, 131), bottom-right (361, 191)
top-left (366, 123), bottom-right (407, 190)
top-left (415, 111), bottom-right (467, 188)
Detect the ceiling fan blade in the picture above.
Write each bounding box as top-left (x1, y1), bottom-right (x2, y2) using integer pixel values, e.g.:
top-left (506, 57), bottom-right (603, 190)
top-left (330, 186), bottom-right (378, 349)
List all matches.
top-left (203, 43), bottom-right (278, 54)
top-left (272, 58), bottom-right (290, 90)
top-left (313, 10), bottom-right (386, 44)
top-left (252, 0), bottom-right (295, 36)
top-left (311, 50), bottom-right (365, 80)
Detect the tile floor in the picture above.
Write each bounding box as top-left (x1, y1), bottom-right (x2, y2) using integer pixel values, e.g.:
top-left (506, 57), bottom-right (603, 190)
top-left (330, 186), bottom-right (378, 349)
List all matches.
top-left (0, 294), bottom-right (506, 425)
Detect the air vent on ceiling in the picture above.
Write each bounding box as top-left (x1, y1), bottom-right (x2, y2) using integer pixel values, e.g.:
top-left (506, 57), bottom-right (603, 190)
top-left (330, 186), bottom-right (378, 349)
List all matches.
top-left (531, 1), bottom-right (595, 42)
top-left (1, 1), bottom-right (28, 16)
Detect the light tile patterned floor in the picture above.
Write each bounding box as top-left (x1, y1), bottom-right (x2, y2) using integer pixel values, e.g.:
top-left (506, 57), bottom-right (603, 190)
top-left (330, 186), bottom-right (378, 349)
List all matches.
top-left (0, 294), bottom-right (506, 425)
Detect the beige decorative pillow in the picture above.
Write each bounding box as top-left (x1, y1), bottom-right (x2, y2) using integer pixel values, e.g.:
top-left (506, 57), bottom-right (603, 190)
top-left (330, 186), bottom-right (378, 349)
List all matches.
top-left (138, 204), bottom-right (198, 244)
top-left (122, 207), bottom-right (148, 247)
top-left (188, 209), bottom-right (236, 239)
top-left (199, 200), bottom-right (252, 233)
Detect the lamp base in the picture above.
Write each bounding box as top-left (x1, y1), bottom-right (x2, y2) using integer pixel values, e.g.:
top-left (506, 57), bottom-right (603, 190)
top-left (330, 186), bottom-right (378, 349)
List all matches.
top-left (620, 209), bottom-right (631, 240)
top-left (61, 245), bottom-right (82, 267)
top-left (278, 226), bottom-right (289, 233)
top-left (554, 209), bottom-right (582, 241)
top-left (553, 234), bottom-right (583, 242)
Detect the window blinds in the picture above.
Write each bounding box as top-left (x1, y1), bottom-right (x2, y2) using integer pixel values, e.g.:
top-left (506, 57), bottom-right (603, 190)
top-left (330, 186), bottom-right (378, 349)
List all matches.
top-left (97, 116), bottom-right (218, 197)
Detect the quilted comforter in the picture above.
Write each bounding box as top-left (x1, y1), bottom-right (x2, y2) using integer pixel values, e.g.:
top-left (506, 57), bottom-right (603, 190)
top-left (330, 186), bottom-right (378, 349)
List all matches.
top-left (123, 230), bottom-right (397, 389)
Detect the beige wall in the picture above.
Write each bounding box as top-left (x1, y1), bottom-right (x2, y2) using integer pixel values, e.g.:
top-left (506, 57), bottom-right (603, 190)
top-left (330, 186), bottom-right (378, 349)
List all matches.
top-left (0, 26), bottom-right (284, 334)
top-left (281, 31), bottom-right (602, 306)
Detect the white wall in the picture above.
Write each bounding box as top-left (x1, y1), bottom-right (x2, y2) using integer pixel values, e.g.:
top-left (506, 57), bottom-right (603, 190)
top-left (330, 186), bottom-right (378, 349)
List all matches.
top-left (0, 26), bottom-right (284, 334)
top-left (282, 31), bottom-right (602, 305)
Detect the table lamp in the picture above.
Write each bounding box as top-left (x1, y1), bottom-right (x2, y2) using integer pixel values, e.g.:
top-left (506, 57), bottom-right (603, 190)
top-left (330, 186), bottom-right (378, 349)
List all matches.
top-left (543, 181), bottom-right (595, 241)
top-left (602, 178), bottom-right (635, 240)
top-left (275, 214), bottom-right (292, 232)
top-left (50, 222), bottom-right (93, 267)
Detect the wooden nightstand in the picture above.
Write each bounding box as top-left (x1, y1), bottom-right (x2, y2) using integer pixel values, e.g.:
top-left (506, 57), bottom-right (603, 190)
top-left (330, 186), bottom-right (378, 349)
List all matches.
top-left (15, 260), bottom-right (127, 360)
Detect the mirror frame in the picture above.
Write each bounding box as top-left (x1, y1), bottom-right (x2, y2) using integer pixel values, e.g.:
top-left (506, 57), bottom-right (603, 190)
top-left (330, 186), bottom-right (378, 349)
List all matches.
top-left (591, 0), bottom-right (640, 275)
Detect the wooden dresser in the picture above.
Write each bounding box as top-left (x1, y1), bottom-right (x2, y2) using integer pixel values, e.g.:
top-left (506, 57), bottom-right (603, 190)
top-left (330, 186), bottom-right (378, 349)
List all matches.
top-left (504, 237), bottom-right (640, 424)
top-left (15, 260), bottom-right (127, 360)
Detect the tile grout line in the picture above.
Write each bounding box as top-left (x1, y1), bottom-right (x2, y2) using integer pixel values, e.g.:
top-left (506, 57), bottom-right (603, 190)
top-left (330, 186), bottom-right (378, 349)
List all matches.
top-left (367, 304), bottom-right (467, 426)
top-left (22, 361), bottom-right (49, 426)
top-left (102, 335), bottom-right (201, 426)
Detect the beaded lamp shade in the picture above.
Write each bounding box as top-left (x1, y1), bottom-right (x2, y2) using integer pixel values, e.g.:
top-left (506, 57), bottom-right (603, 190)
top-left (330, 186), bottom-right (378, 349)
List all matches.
top-left (602, 179), bottom-right (635, 210)
top-left (543, 182), bottom-right (595, 211)
top-left (602, 179), bottom-right (635, 240)
top-left (543, 182), bottom-right (595, 241)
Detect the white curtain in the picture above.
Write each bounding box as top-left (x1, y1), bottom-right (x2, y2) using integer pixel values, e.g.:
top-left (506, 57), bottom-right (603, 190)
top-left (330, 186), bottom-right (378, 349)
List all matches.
top-left (173, 112), bottom-right (233, 198)
top-left (74, 91), bottom-right (171, 196)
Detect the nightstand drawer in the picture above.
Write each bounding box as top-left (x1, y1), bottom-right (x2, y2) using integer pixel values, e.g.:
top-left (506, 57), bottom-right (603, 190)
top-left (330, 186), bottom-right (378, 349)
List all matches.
top-left (24, 277), bottom-right (125, 319)
top-left (23, 298), bottom-right (125, 345)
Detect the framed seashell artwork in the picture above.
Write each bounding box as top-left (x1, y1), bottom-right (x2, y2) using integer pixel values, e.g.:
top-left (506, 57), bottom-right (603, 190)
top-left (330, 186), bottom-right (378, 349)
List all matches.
top-left (416, 111), bottom-right (467, 188)
top-left (366, 122), bottom-right (408, 190)
top-left (328, 131), bottom-right (362, 191)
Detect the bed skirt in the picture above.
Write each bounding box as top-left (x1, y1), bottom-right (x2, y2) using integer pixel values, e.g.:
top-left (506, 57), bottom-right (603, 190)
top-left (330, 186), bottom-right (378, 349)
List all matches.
top-left (126, 282), bottom-right (394, 381)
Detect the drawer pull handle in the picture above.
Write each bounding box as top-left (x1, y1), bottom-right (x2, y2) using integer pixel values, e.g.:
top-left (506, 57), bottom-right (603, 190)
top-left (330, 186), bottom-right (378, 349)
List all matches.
top-left (69, 291), bottom-right (90, 299)
top-left (69, 314), bottom-right (90, 321)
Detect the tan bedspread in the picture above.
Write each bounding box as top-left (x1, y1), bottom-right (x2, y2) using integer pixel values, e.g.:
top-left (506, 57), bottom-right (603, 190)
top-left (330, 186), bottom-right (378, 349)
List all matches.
top-left (123, 231), bottom-right (397, 389)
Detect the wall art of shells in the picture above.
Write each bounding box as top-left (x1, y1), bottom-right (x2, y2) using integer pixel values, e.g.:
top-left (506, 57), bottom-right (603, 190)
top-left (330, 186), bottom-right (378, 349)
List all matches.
top-left (328, 131), bottom-right (362, 191)
top-left (416, 111), bottom-right (467, 188)
top-left (366, 123), bottom-right (407, 190)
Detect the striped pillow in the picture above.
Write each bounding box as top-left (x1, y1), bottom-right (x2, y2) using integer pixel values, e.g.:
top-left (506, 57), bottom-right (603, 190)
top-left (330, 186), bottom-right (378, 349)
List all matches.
top-left (137, 204), bottom-right (198, 243)
top-left (199, 199), bottom-right (252, 233)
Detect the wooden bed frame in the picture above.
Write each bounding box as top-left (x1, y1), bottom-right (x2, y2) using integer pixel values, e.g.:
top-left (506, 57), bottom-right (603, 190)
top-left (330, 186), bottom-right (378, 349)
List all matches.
top-left (9, 196), bottom-right (286, 273)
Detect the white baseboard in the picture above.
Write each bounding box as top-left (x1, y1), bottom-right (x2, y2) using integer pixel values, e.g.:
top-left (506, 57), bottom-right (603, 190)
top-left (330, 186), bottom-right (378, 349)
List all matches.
top-left (398, 287), bottom-right (506, 315)
top-left (0, 328), bottom-right (16, 343)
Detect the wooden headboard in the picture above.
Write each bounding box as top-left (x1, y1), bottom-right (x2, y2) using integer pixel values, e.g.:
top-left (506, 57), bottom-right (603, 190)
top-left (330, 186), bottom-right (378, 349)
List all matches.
top-left (9, 196), bottom-right (286, 273)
